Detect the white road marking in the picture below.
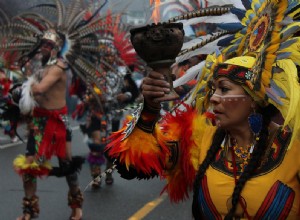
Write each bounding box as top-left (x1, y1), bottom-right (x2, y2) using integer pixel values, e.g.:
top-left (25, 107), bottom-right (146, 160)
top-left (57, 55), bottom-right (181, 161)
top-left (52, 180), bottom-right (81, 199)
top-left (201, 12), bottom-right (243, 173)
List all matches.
top-left (0, 125), bottom-right (80, 149)
top-left (0, 140), bottom-right (27, 149)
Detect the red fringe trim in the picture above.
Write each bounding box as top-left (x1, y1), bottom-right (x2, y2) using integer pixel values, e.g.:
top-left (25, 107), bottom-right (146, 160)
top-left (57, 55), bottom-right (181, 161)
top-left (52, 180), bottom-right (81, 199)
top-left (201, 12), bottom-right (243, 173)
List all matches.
top-left (159, 105), bottom-right (198, 202)
top-left (106, 105), bottom-right (203, 203)
top-left (33, 107), bottom-right (67, 159)
top-left (15, 167), bottom-right (50, 177)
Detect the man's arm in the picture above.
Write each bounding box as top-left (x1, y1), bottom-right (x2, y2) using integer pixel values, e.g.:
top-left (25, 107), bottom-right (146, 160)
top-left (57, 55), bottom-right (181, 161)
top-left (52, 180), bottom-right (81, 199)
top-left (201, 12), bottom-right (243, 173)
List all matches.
top-left (31, 65), bottom-right (63, 95)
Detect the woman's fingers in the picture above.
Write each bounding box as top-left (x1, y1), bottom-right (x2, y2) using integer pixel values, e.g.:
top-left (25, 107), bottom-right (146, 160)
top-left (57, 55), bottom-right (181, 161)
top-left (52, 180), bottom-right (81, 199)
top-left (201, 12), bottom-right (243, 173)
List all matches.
top-left (142, 90), bottom-right (165, 97)
top-left (143, 70), bottom-right (170, 90)
top-left (142, 79), bottom-right (170, 98)
top-left (142, 82), bottom-right (170, 92)
top-left (141, 70), bottom-right (172, 105)
top-left (147, 70), bottom-right (165, 79)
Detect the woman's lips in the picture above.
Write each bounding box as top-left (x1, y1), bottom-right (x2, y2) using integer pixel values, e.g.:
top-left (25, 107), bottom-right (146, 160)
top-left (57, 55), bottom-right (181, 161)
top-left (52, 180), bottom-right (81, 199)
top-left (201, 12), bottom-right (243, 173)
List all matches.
top-left (213, 110), bottom-right (223, 114)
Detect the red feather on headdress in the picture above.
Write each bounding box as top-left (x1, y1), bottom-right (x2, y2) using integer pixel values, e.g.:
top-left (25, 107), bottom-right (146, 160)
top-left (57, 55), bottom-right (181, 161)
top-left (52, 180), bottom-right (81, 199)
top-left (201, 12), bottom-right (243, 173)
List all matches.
top-left (113, 31), bottom-right (137, 66)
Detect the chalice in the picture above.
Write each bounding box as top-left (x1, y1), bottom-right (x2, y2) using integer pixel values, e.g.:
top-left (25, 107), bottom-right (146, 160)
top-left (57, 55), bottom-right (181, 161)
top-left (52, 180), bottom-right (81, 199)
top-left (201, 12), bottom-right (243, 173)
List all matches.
top-left (130, 22), bottom-right (185, 102)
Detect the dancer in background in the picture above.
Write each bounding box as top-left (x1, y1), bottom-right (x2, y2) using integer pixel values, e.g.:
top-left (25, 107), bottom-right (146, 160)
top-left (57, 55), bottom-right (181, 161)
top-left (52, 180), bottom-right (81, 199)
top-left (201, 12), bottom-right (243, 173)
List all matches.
top-left (0, 0), bottom-right (115, 219)
top-left (14, 29), bottom-right (84, 220)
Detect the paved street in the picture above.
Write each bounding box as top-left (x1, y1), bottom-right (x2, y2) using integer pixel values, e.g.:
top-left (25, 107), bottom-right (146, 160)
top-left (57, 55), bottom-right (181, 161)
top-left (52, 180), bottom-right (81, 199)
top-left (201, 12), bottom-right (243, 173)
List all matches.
top-left (0, 122), bottom-right (192, 220)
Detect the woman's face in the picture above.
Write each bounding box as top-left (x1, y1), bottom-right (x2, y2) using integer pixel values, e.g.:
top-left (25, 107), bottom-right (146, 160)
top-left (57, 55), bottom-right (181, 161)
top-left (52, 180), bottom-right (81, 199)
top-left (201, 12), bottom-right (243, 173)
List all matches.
top-left (209, 77), bottom-right (254, 129)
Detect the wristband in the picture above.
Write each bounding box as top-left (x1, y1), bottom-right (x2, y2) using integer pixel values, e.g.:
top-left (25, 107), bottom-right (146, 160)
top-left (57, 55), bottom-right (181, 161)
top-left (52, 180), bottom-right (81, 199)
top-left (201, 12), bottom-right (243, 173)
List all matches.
top-left (137, 103), bottom-right (161, 133)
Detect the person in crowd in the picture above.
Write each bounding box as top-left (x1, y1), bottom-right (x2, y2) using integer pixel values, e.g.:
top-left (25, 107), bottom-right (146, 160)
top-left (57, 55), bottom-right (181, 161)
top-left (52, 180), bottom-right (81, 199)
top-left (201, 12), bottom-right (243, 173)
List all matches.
top-left (103, 55), bottom-right (139, 185)
top-left (1, 1), bottom-right (121, 218)
top-left (14, 29), bottom-right (84, 220)
top-left (106, 1), bottom-right (300, 219)
top-left (0, 68), bottom-right (19, 143)
top-left (79, 88), bottom-right (109, 189)
top-left (173, 60), bottom-right (192, 98)
top-left (174, 55), bottom-right (205, 99)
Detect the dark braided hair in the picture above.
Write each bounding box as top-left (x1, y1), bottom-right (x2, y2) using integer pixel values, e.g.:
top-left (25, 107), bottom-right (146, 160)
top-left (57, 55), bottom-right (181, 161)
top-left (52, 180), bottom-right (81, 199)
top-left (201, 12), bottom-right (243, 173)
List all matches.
top-left (224, 105), bottom-right (275, 219)
top-left (192, 104), bottom-right (277, 219)
top-left (224, 121), bottom-right (269, 218)
top-left (192, 128), bottom-right (226, 220)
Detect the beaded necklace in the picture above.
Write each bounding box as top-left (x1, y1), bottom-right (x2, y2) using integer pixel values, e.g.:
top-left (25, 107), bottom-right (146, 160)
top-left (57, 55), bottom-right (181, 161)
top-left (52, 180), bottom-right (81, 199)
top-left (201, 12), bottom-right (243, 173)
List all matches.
top-left (231, 137), bottom-right (254, 172)
top-left (221, 135), bottom-right (254, 172)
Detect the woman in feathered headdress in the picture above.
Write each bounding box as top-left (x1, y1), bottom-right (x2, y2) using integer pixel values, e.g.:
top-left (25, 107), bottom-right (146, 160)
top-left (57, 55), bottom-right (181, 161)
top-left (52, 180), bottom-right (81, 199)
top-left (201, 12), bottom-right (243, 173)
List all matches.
top-left (106, 0), bottom-right (300, 219)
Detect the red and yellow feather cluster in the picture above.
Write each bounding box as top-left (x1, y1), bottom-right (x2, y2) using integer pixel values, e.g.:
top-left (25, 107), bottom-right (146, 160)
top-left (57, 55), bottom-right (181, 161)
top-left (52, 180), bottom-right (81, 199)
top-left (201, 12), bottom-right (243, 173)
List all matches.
top-left (107, 105), bottom-right (214, 202)
top-left (13, 155), bottom-right (52, 177)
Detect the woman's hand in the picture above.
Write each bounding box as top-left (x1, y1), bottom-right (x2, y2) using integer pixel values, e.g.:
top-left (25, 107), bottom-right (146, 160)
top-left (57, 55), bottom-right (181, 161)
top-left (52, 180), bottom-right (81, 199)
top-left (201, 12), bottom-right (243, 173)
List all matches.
top-left (141, 70), bottom-right (170, 108)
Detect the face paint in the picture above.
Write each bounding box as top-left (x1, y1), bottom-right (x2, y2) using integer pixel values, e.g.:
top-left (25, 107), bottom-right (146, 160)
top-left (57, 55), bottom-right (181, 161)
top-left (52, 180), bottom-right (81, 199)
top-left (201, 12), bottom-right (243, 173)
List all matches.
top-left (211, 94), bottom-right (248, 103)
top-left (43, 41), bottom-right (55, 50)
top-left (210, 94), bottom-right (252, 128)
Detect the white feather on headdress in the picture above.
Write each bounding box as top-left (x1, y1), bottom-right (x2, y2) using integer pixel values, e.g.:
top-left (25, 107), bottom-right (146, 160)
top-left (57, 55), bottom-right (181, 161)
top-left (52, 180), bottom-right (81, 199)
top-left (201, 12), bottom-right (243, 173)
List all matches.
top-left (207, 0), bottom-right (245, 9)
top-left (182, 13), bottom-right (240, 26)
top-left (176, 34), bottom-right (229, 63)
top-left (173, 61), bottom-right (205, 88)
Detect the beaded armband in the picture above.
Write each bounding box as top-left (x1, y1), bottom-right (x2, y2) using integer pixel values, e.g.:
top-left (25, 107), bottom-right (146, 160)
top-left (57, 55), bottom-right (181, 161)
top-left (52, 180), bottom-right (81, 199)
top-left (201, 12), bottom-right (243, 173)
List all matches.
top-left (136, 103), bottom-right (161, 133)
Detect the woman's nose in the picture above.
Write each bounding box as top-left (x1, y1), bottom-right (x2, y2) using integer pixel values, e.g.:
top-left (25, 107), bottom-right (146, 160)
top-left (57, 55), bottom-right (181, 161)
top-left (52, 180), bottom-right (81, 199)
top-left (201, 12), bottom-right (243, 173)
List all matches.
top-left (210, 93), bottom-right (221, 104)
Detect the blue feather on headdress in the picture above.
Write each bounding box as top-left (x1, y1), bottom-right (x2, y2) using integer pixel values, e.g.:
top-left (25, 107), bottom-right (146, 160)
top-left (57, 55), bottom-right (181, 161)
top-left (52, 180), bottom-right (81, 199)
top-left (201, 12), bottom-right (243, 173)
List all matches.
top-left (217, 23), bottom-right (244, 32)
top-left (277, 52), bottom-right (292, 60)
top-left (217, 36), bottom-right (235, 46)
top-left (60, 38), bottom-right (70, 59)
top-left (241, 0), bottom-right (252, 10)
top-left (230, 8), bottom-right (246, 20)
top-left (265, 79), bottom-right (286, 106)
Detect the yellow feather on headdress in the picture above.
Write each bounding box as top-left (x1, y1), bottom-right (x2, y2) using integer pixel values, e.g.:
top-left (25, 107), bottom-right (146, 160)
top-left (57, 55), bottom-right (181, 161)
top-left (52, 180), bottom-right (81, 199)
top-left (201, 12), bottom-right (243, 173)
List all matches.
top-left (270, 59), bottom-right (300, 148)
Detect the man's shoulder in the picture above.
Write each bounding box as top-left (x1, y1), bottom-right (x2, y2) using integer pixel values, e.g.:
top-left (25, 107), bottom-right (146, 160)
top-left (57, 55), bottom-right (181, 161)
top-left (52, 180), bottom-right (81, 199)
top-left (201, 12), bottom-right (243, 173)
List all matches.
top-left (51, 59), bottom-right (69, 71)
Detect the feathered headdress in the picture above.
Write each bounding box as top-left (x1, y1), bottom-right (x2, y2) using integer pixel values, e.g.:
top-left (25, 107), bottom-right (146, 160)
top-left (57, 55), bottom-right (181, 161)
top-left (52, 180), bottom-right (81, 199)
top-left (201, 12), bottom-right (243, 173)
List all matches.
top-left (99, 9), bottom-right (139, 69)
top-left (0, 0), bottom-right (119, 99)
top-left (167, 0), bottom-right (300, 148)
top-left (153, 0), bottom-right (246, 90)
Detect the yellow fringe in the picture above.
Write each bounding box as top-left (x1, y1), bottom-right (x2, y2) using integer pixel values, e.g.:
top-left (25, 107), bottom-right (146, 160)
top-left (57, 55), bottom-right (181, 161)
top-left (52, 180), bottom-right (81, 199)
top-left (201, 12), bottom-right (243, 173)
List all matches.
top-left (13, 154), bottom-right (52, 170)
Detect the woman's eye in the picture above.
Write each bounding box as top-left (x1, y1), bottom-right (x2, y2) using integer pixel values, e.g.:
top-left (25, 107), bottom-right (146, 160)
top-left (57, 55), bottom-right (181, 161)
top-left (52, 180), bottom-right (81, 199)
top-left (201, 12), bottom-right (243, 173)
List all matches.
top-left (221, 87), bottom-right (229, 93)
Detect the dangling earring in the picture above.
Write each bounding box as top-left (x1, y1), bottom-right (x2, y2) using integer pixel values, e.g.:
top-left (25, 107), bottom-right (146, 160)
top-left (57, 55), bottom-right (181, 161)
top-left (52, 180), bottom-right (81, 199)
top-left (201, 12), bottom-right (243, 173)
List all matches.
top-left (248, 109), bottom-right (263, 142)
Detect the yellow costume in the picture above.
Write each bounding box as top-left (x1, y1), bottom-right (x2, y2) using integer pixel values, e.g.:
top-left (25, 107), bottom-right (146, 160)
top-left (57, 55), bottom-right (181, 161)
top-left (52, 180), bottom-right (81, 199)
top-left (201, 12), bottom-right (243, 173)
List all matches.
top-left (107, 105), bottom-right (300, 219)
top-left (106, 0), bottom-right (300, 219)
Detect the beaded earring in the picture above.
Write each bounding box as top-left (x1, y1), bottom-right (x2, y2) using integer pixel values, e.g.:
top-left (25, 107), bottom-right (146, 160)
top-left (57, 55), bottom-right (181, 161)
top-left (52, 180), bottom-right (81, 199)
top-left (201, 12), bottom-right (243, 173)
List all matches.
top-left (248, 109), bottom-right (263, 143)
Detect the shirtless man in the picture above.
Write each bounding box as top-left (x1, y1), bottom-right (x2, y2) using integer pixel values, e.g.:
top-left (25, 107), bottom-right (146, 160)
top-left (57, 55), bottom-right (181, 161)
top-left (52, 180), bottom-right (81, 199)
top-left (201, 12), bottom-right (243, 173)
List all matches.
top-left (14, 29), bottom-right (83, 220)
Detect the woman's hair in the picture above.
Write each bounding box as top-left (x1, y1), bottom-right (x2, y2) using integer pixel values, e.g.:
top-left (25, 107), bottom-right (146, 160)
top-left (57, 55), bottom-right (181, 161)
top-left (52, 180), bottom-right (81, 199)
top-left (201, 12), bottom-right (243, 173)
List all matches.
top-left (192, 128), bottom-right (226, 219)
top-left (192, 104), bottom-right (277, 220)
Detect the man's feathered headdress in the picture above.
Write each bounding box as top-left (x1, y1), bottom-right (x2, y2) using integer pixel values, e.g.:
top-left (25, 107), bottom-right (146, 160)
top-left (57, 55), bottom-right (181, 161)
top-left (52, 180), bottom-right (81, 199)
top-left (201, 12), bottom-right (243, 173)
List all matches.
top-left (0, 0), bottom-right (118, 95)
top-left (0, 0), bottom-right (142, 113)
